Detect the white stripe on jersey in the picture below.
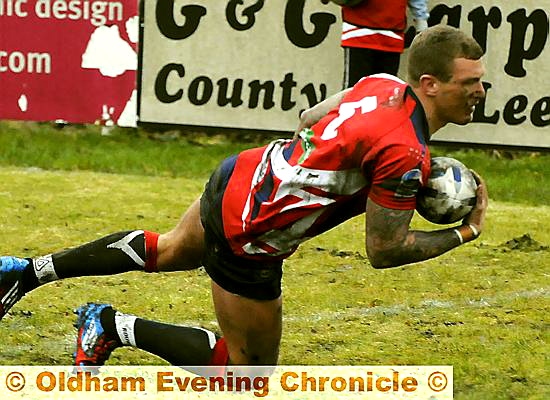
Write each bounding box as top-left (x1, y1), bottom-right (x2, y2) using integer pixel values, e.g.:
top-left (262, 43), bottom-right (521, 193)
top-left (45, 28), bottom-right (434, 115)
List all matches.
top-left (342, 23), bottom-right (403, 41)
top-left (241, 139), bottom-right (282, 231)
top-left (242, 209), bottom-right (324, 257)
top-left (269, 141), bottom-right (367, 205)
top-left (240, 140), bottom-right (367, 255)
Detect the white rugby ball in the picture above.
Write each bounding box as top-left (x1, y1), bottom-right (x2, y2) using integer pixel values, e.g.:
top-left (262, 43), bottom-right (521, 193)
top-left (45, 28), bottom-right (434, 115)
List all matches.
top-left (416, 157), bottom-right (478, 224)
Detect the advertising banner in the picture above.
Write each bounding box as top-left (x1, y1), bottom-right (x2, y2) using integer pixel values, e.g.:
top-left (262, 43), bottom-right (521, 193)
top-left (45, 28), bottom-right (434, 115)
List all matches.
top-left (139, 0), bottom-right (343, 132)
top-left (424, 1), bottom-right (549, 148)
top-left (139, 1), bottom-right (549, 149)
top-left (0, 0), bottom-right (139, 126)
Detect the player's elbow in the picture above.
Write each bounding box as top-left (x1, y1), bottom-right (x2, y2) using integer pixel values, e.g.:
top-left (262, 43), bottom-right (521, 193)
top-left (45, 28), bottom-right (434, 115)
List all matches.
top-left (366, 248), bottom-right (401, 269)
top-left (367, 257), bottom-right (399, 269)
top-left (366, 238), bottom-right (418, 269)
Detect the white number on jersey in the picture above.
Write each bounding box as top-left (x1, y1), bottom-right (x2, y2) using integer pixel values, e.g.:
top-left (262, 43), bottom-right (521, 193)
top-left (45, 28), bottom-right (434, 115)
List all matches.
top-left (321, 96), bottom-right (377, 140)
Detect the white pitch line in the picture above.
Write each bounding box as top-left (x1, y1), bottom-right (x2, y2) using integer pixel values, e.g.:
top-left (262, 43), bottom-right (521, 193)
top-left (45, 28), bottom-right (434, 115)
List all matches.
top-left (47, 287), bottom-right (550, 355)
top-left (284, 287), bottom-right (550, 323)
top-left (170, 287), bottom-right (549, 327)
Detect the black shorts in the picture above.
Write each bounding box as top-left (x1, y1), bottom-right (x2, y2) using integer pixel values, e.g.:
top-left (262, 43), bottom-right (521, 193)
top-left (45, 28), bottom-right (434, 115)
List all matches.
top-left (199, 156), bottom-right (283, 301)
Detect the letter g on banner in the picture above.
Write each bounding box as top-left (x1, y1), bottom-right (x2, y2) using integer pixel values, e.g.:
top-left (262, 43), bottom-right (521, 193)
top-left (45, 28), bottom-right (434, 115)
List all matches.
top-left (284, 0), bottom-right (336, 48)
top-left (156, 0), bottom-right (207, 40)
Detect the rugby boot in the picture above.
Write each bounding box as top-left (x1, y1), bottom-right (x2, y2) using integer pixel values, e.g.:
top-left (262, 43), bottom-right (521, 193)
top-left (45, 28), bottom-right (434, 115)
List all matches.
top-left (0, 256), bottom-right (29, 320)
top-left (74, 303), bottom-right (119, 367)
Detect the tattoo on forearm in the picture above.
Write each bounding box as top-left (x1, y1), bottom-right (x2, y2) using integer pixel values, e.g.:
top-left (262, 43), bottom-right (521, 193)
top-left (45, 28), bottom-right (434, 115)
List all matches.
top-left (367, 200), bottom-right (462, 268)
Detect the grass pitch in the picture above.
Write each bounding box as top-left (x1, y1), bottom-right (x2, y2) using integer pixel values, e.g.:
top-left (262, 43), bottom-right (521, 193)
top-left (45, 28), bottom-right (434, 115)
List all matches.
top-left (0, 122), bottom-right (548, 399)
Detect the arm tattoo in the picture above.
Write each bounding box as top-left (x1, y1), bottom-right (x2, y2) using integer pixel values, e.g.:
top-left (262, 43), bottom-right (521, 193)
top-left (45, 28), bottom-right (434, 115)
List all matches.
top-left (366, 199), bottom-right (462, 268)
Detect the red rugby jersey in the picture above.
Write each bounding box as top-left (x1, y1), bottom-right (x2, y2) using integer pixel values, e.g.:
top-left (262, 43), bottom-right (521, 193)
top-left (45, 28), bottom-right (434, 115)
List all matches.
top-left (221, 75), bottom-right (431, 259)
top-left (341, 0), bottom-right (430, 52)
top-left (341, 0), bottom-right (408, 52)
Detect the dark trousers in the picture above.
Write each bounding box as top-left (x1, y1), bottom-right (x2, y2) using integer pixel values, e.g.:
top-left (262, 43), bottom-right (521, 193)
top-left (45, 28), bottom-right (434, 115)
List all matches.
top-left (343, 47), bottom-right (401, 88)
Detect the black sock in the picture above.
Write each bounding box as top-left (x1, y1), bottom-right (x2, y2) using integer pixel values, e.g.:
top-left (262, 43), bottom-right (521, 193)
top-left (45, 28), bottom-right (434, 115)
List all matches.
top-left (52, 231), bottom-right (146, 279)
top-left (22, 258), bottom-right (40, 293)
top-left (134, 319), bottom-right (218, 365)
top-left (99, 307), bottom-right (218, 366)
top-left (22, 232), bottom-right (148, 293)
top-left (99, 306), bottom-right (122, 346)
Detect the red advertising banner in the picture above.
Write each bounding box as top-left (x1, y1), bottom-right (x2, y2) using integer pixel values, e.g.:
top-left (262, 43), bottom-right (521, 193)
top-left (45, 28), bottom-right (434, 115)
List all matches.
top-left (0, 0), bottom-right (138, 126)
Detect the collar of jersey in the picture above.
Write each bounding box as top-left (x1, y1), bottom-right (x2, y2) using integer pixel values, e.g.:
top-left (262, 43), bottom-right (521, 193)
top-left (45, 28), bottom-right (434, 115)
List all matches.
top-left (405, 86), bottom-right (431, 144)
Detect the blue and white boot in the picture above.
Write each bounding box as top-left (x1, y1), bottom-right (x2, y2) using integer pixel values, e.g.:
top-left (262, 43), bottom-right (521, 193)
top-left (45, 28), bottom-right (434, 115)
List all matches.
top-left (0, 256), bottom-right (30, 320)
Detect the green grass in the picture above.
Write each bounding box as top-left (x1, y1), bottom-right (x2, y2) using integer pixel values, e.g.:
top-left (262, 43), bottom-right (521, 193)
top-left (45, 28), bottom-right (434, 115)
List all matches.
top-left (0, 121), bottom-right (548, 399)
top-left (0, 121), bottom-right (254, 179)
top-left (0, 121), bottom-right (548, 206)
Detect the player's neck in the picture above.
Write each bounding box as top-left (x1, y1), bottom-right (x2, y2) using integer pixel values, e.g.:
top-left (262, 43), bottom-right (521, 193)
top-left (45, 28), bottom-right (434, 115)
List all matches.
top-left (411, 87), bottom-right (445, 136)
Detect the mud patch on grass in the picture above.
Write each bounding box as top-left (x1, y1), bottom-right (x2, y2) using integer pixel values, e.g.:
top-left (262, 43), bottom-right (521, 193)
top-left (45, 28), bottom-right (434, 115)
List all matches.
top-left (314, 247), bottom-right (366, 260)
top-left (500, 234), bottom-right (548, 252)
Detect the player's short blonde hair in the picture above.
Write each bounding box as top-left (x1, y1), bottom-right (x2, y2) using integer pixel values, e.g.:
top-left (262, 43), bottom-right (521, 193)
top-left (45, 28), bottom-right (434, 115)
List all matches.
top-left (407, 25), bottom-right (484, 85)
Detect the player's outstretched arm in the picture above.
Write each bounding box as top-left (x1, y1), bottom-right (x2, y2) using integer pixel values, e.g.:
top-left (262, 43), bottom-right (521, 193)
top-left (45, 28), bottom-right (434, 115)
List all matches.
top-left (365, 183), bottom-right (488, 268)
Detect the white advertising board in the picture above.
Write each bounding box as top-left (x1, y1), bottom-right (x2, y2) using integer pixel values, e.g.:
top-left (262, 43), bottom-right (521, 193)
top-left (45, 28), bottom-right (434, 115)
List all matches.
top-left (139, 1), bottom-right (549, 149)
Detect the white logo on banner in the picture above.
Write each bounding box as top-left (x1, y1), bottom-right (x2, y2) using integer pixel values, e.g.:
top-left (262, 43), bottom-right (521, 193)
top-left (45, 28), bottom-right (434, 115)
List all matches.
top-left (81, 25), bottom-right (137, 77)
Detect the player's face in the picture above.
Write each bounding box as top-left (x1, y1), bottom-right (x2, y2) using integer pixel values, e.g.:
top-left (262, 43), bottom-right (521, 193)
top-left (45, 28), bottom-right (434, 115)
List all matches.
top-left (435, 57), bottom-right (486, 125)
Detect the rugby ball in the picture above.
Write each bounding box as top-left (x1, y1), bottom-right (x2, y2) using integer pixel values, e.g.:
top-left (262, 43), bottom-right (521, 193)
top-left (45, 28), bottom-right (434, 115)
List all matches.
top-left (416, 157), bottom-right (478, 224)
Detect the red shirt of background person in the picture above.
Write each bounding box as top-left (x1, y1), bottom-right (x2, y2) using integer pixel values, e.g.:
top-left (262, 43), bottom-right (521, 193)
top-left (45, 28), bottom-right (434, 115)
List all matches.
top-left (333, 0), bottom-right (430, 87)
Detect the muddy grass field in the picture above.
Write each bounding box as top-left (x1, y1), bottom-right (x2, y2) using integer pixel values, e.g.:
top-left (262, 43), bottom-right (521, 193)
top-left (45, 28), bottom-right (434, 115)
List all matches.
top-left (0, 123), bottom-right (548, 399)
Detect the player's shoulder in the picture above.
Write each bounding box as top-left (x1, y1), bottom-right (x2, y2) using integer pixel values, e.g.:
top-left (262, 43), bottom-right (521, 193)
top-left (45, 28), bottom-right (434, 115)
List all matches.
top-left (343, 74), bottom-right (415, 137)
top-left (351, 73), bottom-right (408, 95)
top-left (346, 74), bottom-right (411, 116)
top-left (355, 75), bottom-right (428, 147)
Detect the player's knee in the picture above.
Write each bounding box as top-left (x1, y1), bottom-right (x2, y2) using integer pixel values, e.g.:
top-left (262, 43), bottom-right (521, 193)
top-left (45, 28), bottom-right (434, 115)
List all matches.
top-left (210, 337), bottom-right (278, 366)
top-left (239, 351), bottom-right (278, 366)
top-left (156, 231), bottom-right (204, 271)
top-left (232, 342), bottom-right (279, 366)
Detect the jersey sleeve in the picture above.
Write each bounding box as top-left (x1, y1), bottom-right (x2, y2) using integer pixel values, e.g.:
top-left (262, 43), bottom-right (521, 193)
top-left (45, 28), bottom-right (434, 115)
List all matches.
top-left (364, 143), bottom-right (426, 210)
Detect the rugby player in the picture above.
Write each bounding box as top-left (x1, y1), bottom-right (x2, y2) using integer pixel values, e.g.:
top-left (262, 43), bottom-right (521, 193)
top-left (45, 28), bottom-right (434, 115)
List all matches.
top-left (0, 25), bottom-right (488, 369)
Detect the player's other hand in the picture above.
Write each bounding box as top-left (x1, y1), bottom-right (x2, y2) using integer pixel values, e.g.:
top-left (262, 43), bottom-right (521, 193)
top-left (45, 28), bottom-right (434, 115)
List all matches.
top-left (293, 110), bottom-right (311, 140)
top-left (463, 169), bottom-right (488, 234)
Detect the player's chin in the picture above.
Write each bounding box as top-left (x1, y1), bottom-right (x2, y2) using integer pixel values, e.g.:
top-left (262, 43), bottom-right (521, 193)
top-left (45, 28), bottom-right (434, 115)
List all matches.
top-left (453, 116), bottom-right (473, 126)
top-left (454, 110), bottom-right (475, 125)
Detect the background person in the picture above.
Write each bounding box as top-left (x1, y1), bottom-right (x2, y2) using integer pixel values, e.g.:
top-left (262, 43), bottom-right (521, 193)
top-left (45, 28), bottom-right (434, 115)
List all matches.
top-left (330, 0), bottom-right (429, 87)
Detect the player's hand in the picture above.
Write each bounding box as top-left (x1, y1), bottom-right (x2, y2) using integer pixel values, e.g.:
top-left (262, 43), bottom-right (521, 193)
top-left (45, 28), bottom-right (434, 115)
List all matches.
top-left (293, 110), bottom-right (311, 139)
top-left (463, 169), bottom-right (488, 235)
top-left (293, 88), bottom-right (352, 139)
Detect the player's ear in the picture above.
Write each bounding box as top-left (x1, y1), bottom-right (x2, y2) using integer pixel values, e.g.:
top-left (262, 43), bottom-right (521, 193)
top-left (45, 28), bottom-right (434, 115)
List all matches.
top-left (419, 74), bottom-right (439, 97)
